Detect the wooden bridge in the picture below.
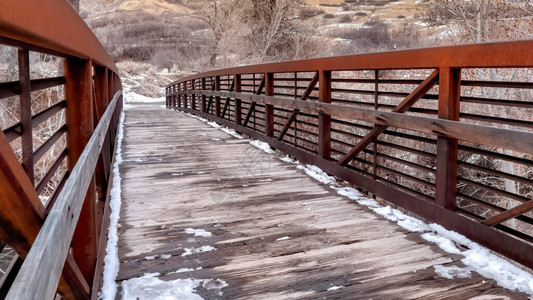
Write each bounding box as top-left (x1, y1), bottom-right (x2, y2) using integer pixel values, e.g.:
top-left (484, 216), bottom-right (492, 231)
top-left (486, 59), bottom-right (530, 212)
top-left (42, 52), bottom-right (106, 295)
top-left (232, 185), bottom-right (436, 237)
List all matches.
top-left (0, 0), bottom-right (533, 299)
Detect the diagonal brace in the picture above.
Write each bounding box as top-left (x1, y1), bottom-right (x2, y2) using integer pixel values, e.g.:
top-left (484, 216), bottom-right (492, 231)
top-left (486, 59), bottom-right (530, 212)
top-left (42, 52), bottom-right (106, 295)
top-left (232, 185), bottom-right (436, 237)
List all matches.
top-left (221, 76), bottom-right (236, 119)
top-left (481, 201), bottom-right (533, 227)
top-left (300, 72), bottom-right (319, 101)
top-left (277, 72), bottom-right (319, 140)
top-left (243, 102), bottom-right (256, 127)
top-left (338, 69), bottom-right (440, 166)
top-left (255, 75), bottom-right (265, 95)
top-left (206, 81), bottom-right (216, 113)
top-left (278, 109), bottom-right (300, 141)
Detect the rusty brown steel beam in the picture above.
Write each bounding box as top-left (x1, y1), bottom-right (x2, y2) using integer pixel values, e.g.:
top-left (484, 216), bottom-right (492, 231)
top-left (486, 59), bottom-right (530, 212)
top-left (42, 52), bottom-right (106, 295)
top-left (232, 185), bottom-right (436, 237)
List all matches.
top-left (221, 76), bottom-right (236, 119)
top-left (201, 78), bottom-right (207, 112)
top-left (278, 109), bottom-right (299, 141)
top-left (277, 72), bottom-right (319, 141)
top-left (301, 72), bottom-right (319, 101)
top-left (0, 0), bottom-right (117, 73)
top-left (0, 76), bottom-right (66, 100)
top-left (338, 69), bottom-right (439, 166)
top-left (3, 100), bottom-right (67, 143)
top-left (191, 79), bottom-right (197, 110)
top-left (18, 49), bottom-right (34, 184)
top-left (318, 70), bottom-right (331, 159)
top-left (243, 102), bottom-right (256, 128)
top-left (93, 66), bottom-right (110, 246)
top-left (36, 149), bottom-right (68, 194)
top-left (435, 68), bottom-right (461, 211)
top-left (215, 76), bottom-right (221, 117)
top-left (265, 73), bottom-right (274, 137)
top-left (255, 75), bottom-right (265, 95)
top-left (64, 58), bottom-right (98, 286)
top-left (235, 74), bottom-right (242, 125)
top-left (481, 201), bottom-right (533, 227)
top-left (171, 40), bottom-right (533, 85)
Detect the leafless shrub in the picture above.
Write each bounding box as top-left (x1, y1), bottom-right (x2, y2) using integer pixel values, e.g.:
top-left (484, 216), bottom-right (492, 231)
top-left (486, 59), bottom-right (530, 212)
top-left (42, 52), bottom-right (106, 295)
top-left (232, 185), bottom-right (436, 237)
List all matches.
top-left (339, 14), bottom-right (353, 23)
top-left (299, 8), bottom-right (324, 19)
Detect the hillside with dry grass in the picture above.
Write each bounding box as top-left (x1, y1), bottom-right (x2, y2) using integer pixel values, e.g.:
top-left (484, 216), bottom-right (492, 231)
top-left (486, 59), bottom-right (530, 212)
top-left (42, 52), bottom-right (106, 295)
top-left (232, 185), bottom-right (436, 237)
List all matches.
top-left (80, 0), bottom-right (533, 97)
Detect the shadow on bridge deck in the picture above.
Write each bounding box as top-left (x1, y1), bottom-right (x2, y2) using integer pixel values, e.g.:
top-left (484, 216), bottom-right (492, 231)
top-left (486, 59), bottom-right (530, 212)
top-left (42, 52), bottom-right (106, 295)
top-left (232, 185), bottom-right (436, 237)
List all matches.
top-left (113, 102), bottom-right (528, 299)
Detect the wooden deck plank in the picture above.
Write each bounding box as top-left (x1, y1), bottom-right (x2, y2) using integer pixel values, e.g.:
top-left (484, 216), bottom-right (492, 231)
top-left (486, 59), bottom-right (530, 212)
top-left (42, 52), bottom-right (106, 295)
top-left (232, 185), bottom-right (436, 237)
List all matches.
top-left (114, 103), bottom-right (528, 299)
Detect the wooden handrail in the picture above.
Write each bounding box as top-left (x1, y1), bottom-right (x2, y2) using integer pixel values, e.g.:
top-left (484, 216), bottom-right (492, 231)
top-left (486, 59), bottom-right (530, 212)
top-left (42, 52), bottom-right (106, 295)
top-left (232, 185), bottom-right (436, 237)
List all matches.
top-left (6, 91), bottom-right (122, 300)
top-left (172, 89), bottom-right (533, 154)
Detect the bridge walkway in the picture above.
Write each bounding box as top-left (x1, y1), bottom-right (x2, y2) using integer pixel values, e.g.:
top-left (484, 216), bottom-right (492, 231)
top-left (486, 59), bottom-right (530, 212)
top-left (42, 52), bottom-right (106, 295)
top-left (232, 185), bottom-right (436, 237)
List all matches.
top-left (113, 102), bottom-right (527, 299)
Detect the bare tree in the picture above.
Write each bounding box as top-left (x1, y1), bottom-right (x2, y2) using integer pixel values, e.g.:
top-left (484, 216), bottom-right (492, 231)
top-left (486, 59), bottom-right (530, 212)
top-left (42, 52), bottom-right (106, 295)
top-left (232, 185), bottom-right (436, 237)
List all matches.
top-left (431, 0), bottom-right (532, 43)
top-left (430, 0), bottom-right (533, 228)
top-left (197, 0), bottom-right (248, 67)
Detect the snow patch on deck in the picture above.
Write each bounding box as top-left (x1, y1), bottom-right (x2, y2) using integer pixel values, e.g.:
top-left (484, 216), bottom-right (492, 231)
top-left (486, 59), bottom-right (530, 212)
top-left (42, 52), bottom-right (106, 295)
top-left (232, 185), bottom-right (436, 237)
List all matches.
top-left (121, 273), bottom-right (228, 300)
top-left (184, 228), bottom-right (212, 237)
top-left (100, 111), bottom-right (125, 300)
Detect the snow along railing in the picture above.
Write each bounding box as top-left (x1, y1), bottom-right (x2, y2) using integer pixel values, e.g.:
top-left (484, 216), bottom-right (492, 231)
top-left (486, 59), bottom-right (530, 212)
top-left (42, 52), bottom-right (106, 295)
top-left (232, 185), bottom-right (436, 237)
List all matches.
top-left (0, 1), bottom-right (122, 299)
top-left (166, 40), bottom-right (533, 270)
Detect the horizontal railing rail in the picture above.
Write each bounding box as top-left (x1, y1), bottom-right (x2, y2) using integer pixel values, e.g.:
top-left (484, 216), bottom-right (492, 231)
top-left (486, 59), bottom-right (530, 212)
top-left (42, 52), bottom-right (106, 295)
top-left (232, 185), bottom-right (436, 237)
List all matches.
top-left (0, 0), bottom-right (122, 299)
top-left (167, 40), bottom-right (533, 270)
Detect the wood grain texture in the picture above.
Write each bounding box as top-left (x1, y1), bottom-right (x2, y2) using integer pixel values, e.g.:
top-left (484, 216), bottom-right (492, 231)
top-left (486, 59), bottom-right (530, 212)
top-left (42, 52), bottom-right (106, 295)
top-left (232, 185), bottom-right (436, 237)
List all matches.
top-left (174, 90), bottom-right (533, 154)
top-left (113, 103), bottom-right (528, 299)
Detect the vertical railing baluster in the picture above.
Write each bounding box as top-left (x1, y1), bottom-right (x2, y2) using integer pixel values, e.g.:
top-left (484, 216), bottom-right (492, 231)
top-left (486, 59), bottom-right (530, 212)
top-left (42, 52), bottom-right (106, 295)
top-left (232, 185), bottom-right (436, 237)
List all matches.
top-left (373, 70), bottom-right (379, 179)
top-left (183, 82), bottom-right (188, 109)
top-left (64, 58), bottom-right (98, 286)
top-left (18, 49), bottom-right (34, 184)
top-left (173, 85), bottom-right (177, 109)
top-left (318, 70), bottom-right (331, 159)
top-left (191, 79), bottom-right (196, 110)
top-left (265, 73), bottom-right (274, 137)
top-left (93, 66), bottom-right (109, 245)
top-left (294, 72), bottom-right (298, 147)
top-left (215, 76), bottom-right (221, 117)
top-left (201, 78), bottom-right (207, 112)
top-left (253, 74), bottom-right (256, 93)
top-left (165, 87), bottom-right (167, 108)
top-left (235, 74), bottom-right (242, 125)
top-left (435, 67), bottom-right (461, 210)
top-left (178, 83), bottom-right (182, 108)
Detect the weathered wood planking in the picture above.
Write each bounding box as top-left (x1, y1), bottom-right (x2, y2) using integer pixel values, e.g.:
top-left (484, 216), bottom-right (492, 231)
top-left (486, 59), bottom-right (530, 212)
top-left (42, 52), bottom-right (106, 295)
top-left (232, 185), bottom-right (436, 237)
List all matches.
top-left (115, 103), bottom-right (528, 299)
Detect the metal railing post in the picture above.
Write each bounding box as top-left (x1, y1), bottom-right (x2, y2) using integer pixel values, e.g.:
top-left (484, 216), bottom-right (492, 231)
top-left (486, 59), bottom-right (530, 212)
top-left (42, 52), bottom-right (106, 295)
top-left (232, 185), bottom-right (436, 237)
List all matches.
top-left (318, 70), bottom-right (331, 159)
top-left (64, 58), bottom-right (98, 286)
top-left (201, 78), bottom-right (207, 112)
top-left (215, 76), bottom-right (221, 117)
top-left (183, 82), bottom-right (188, 109)
top-left (435, 67), bottom-right (461, 211)
top-left (265, 73), bottom-right (274, 137)
top-left (191, 79), bottom-right (196, 110)
top-left (235, 74), bottom-right (242, 125)
top-left (18, 49), bottom-right (34, 184)
top-left (177, 83), bottom-right (182, 108)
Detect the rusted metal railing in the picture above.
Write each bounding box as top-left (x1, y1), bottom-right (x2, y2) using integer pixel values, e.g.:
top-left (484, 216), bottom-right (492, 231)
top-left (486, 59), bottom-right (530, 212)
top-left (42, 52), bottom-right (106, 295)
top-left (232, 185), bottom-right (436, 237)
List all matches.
top-left (0, 0), bottom-right (122, 299)
top-left (167, 41), bottom-right (533, 270)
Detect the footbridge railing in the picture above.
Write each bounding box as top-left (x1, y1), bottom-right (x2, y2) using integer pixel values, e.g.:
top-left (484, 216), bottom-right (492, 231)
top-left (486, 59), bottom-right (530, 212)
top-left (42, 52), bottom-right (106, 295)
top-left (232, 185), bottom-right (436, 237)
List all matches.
top-left (0, 1), bottom-right (122, 299)
top-left (167, 41), bottom-right (533, 270)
